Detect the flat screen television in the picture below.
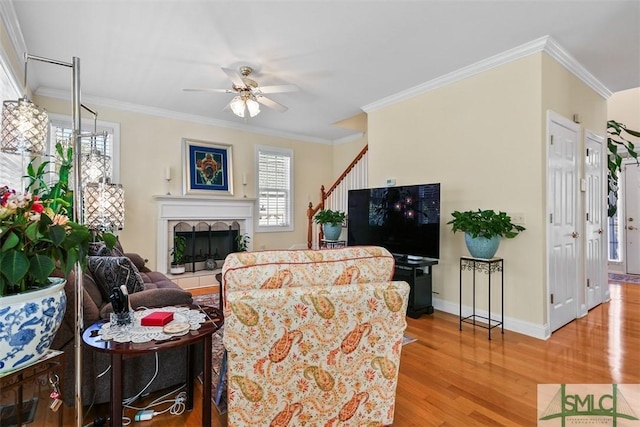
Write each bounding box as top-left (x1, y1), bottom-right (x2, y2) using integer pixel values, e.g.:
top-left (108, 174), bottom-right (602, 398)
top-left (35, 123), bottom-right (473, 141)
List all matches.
top-left (347, 183), bottom-right (440, 260)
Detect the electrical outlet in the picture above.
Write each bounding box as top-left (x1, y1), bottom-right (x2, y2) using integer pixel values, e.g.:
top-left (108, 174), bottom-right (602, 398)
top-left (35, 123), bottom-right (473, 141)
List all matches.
top-left (510, 213), bottom-right (525, 225)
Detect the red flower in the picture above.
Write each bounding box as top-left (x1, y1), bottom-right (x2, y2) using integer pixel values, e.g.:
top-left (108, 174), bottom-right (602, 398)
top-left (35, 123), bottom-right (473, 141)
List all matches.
top-left (32, 201), bottom-right (44, 213)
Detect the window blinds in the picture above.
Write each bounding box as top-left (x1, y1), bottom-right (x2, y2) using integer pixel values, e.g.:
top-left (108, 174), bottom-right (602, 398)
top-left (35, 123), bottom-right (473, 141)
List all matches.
top-left (258, 148), bottom-right (291, 227)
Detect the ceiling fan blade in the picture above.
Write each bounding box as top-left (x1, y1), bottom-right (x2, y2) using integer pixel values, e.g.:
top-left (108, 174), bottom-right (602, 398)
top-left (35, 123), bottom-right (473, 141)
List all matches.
top-left (254, 84), bottom-right (299, 94)
top-left (183, 88), bottom-right (234, 93)
top-left (256, 95), bottom-right (288, 113)
top-left (222, 67), bottom-right (246, 88)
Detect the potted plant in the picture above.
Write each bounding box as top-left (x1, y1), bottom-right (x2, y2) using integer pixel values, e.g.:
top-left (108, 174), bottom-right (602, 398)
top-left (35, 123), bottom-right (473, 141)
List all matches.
top-left (170, 235), bottom-right (187, 274)
top-left (0, 143), bottom-right (114, 374)
top-left (236, 233), bottom-right (250, 252)
top-left (314, 209), bottom-right (346, 241)
top-left (607, 120), bottom-right (640, 217)
top-left (447, 209), bottom-right (525, 259)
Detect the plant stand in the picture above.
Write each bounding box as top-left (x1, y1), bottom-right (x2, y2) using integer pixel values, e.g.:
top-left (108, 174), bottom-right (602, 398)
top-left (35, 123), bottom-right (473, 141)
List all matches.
top-left (459, 256), bottom-right (504, 340)
top-left (0, 350), bottom-right (64, 427)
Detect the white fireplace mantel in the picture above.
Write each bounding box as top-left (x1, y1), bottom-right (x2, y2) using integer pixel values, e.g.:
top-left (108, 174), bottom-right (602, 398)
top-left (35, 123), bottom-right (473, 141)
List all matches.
top-left (154, 195), bottom-right (255, 274)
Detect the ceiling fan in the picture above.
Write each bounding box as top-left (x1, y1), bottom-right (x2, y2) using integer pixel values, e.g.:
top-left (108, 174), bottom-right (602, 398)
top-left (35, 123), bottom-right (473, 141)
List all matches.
top-left (183, 66), bottom-right (298, 118)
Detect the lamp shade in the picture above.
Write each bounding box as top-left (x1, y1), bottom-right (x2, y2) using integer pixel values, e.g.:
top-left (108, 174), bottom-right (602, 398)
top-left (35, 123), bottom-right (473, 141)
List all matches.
top-left (83, 182), bottom-right (125, 231)
top-left (230, 96), bottom-right (245, 117)
top-left (81, 149), bottom-right (112, 184)
top-left (1, 98), bottom-right (49, 155)
top-left (246, 98), bottom-right (260, 117)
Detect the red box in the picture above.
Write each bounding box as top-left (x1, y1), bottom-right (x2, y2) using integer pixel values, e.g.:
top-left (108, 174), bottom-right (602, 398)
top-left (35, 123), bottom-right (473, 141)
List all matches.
top-left (141, 311), bottom-right (174, 326)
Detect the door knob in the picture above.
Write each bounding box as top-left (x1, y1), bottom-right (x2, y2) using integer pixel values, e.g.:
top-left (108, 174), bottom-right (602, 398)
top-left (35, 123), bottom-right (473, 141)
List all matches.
top-left (629, 218), bottom-right (634, 222)
top-left (597, 228), bottom-right (603, 234)
top-left (571, 231), bottom-right (579, 238)
top-left (628, 226), bottom-right (637, 231)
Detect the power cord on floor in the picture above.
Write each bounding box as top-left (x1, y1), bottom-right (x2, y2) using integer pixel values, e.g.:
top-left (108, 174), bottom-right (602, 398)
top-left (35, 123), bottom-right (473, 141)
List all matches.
top-left (124, 384), bottom-right (187, 422)
top-left (82, 417), bottom-right (108, 427)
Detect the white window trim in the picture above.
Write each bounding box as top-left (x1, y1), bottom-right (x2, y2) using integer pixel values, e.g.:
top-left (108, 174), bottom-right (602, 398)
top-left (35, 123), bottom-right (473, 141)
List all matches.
top-left (48, 112), bottom-right (121, 182)
top-left (255, 144), bottom-right (294, 233)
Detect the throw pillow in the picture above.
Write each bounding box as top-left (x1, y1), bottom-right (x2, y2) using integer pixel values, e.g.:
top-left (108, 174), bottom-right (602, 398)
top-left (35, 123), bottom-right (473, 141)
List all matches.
top-left (88, 256), bottom-right (145, 300)
top-left (88, 242), bottom-right (125, 257)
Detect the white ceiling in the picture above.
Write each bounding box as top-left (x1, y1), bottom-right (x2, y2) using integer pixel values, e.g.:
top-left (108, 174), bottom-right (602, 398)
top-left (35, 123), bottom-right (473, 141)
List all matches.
top-left (6, 1), bottom-right (640, 143)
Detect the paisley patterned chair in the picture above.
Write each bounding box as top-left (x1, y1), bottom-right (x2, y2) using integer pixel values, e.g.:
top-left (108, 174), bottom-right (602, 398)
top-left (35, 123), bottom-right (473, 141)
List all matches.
top-left (222, 246), bottom-right (410, 426)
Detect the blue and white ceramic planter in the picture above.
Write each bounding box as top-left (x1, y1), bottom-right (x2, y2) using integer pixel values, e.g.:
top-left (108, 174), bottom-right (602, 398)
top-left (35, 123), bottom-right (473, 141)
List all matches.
top-left (0, 278), bottom-right (66, 374)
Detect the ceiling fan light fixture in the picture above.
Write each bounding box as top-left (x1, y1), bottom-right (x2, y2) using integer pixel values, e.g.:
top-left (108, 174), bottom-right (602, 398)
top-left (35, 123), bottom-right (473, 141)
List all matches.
top-left (230, 95), bottom-right (246, 118)
top-left (247, 97), bottom-right (260, 118)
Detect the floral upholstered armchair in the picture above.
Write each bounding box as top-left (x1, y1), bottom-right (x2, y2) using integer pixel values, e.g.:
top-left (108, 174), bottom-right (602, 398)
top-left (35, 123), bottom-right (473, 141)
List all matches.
top-left (222, 246), bottom-right (410, 426)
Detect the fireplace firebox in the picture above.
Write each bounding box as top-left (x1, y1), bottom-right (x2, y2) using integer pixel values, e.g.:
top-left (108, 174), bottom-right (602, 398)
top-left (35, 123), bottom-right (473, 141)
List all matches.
top-left (173, 221), bottom-right (241, 273)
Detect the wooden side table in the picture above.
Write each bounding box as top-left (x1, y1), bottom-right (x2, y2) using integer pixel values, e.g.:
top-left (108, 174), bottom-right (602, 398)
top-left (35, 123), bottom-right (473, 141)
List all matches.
top-left (459, 256), bottom-right (504, 339)
top-left (0, 349), bottom-right (64, 427)
top-left (82, 315), bottom-right (218, 427)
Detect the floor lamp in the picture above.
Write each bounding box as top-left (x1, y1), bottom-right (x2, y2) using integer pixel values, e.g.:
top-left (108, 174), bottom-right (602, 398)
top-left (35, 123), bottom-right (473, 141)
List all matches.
top-left (1, 53), bottom-right (85, 427)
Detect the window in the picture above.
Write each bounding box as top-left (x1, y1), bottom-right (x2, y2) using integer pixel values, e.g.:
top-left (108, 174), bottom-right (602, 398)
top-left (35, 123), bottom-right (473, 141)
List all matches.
top-left (0, 55), bottom-right (23, 190)
top-left (256, 145), bottom-right (293, 231)
top-left (48, 113), bottom-right (120, 183)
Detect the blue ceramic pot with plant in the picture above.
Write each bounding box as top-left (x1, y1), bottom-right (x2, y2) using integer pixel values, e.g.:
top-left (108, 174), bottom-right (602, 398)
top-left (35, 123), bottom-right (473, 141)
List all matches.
top-left (314, 209), bottom-right (346, 242)
top-left (448, 209), bottom-right (525, 258)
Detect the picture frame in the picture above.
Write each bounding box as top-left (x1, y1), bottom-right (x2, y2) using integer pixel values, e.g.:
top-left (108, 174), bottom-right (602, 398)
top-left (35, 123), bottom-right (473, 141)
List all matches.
top-left (183, 139), bottom-right (233, 195)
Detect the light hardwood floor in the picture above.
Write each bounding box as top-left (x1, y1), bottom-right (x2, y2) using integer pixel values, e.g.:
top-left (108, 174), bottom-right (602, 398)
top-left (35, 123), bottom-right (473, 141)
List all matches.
top-left (54, 281), bottom-right (638, 426)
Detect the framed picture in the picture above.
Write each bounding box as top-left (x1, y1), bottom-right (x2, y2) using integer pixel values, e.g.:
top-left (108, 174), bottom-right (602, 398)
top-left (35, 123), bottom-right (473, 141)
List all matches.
top-left (183, 139), bottom-right (233, 195)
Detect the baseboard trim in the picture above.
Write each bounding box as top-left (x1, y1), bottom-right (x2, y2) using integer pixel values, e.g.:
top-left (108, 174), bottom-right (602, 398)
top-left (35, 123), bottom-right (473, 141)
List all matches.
top-left (433, 297), bottom-right (549, 340)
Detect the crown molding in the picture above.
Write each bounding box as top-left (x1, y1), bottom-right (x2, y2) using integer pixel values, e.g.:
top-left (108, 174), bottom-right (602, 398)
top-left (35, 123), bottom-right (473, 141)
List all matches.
top-left (363, 35), bottom-right (611, 113)
top-left (0, 1), bottom-right (27, 59)
top-left (333, 132), bottom-right (365, 145)
top-left (0, 0), bottom-right (26, 89)
top-left (543, 36), bottom-right (612, 99)
top-left (35, 87), bottom-right (338, 145)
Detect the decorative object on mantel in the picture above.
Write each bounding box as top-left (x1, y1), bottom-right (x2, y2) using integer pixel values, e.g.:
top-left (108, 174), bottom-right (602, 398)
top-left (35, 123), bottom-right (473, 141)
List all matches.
top-left (448, 209), bottom-right (525, 259)
top-left (165, 167), bottom-right (172, 195)
top-left (242, 172), bottom-right (247, 198)
top-left (183, 138), bottom-right (233, 196)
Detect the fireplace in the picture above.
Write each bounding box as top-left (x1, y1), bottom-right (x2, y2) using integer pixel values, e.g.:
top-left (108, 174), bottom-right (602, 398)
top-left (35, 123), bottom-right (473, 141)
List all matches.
top-left (173, 220), bottom-right (240, 272)
top-left (154, 195), bottom-right (254, 274)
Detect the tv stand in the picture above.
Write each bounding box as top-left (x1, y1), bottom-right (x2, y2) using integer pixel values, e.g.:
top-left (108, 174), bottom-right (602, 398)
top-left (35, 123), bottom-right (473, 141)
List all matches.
top-left (393, 257), bottom-right (438, 318)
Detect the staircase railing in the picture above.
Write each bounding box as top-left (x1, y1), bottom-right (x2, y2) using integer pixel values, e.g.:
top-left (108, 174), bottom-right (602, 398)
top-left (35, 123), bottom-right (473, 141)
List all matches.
top-left (307, 144), bottom-right (368, 248)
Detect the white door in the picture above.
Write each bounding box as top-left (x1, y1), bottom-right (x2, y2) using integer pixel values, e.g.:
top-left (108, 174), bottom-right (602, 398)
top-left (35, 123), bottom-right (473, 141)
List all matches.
top-left (624, 162), bottom-right (640, 274)
top-left (584, 131), bottom-right (605, 310)
top-left (547, 112), bottom-right (580, 332)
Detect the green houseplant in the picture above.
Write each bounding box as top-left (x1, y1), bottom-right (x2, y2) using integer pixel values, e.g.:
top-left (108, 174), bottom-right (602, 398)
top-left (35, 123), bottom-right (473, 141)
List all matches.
top-left (170, 235), bottom-right (187, 274)
top-left (607, 120), bottom-right (640, 217)
top-left (448, 209), bottom-right (525, 258)
top-left (314, 209), bottom-right (346, 241)
top-left (236, 233), bottom-right (250, 252)
top-left (0, 143), bottom-right (106, 296)
top-left (0, 143), bottom-right (115, 374)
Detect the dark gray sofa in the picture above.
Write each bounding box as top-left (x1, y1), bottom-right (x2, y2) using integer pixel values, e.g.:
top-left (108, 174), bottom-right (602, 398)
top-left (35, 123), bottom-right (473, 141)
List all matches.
top-left (51, 251), bottom-right (195, 406)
